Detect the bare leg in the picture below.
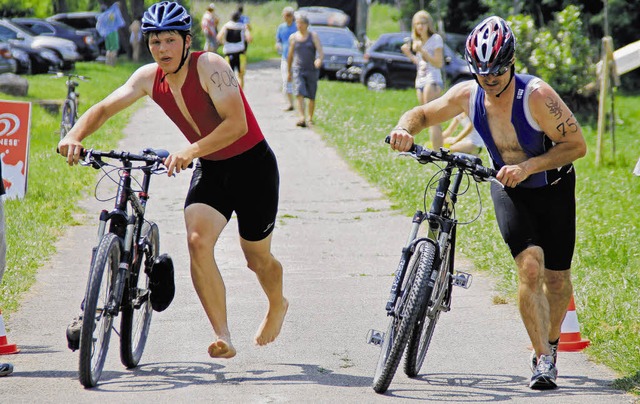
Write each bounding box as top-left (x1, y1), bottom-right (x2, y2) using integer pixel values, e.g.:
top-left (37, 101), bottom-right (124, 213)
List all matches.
top-left (185, 204), bottom-right (236, 359)
top-left (308, 99), bottom-right (315, 123)
top-left (296, 95), bottom-right (306, 123)
top-left (423, 83), bottom-right (443, 150)
top-left (544, 269), bottom-right (573, 342)
top-left (517, 246), bottom-right (552, 357)
top-left (240, 234), bottom-right (288, 346)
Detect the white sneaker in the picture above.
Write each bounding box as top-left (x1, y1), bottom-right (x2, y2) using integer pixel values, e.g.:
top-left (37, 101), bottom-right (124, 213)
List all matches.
top-left (529, 340), bottom-right (558, 372)
top-left (530, 354), bottom-right (558, 390)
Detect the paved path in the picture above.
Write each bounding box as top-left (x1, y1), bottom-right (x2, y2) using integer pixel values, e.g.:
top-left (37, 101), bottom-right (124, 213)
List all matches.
top-left (1, 60), bottom-right (634, 403)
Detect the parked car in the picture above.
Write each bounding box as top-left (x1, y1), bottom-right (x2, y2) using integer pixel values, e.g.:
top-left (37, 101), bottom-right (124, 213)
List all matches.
top-left (0, 19), bottom-right (79, 70)
top-left (47, 12), bottom-right (104, 56)
top-left (0, 41), bottom-right (17, 74)
top-left (11, 18), bottom-right (99, 61)
top-left (311, 25), bottom-right (365, 81)
top-left (360, 32), bottom-right (473, 91)
top-left (297, 6), bottom-right (349, 28)
top-left (3, 39), bottom-right (62, 74)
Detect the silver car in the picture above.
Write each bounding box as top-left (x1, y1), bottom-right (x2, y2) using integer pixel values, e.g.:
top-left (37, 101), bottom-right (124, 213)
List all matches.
top-left (0, 19), bottom-right (79, 70)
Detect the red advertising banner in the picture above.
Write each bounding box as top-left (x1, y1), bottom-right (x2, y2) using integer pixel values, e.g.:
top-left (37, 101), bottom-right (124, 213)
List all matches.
top-left (0, 100), bottom-right (31, 199)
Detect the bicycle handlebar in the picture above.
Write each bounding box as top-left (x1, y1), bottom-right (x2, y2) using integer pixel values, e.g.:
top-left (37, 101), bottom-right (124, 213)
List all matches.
top-left (53, 72), bottom-right (90, 81)
top-left (385, 135), bottom-right (498, 181)
top-left (81, 148), bottom-right (169, 165)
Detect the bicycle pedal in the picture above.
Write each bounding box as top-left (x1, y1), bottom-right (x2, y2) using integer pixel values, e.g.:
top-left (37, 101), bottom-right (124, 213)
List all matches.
top-left (452, 271), bottom-right (473, 289)
top-left (366, 329), bottom-right (385, 346)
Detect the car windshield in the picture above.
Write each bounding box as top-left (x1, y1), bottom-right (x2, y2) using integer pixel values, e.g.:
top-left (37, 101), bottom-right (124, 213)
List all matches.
top-left (6, 21), bottom-right (36, 37)
top-left (314, 30), bottom-right (357, 49)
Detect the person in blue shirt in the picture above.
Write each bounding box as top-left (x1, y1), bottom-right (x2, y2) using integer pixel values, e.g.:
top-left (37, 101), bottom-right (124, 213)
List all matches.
top-left (275, 7), bottom-right (297, 111)
top-left (388, 16), bottom-right (587, 390)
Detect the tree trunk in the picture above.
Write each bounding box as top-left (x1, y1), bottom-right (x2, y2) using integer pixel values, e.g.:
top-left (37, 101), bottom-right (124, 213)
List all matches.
top-left (52, 0), bottom-right (69, 13)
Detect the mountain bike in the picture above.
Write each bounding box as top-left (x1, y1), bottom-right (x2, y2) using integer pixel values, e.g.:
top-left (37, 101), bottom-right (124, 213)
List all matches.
top-left (368, 139), bottom-right (501, 394)
top-left (55, 72), bottom-right (89, 140)
top-left (68, 147), bottom-right (175, 388)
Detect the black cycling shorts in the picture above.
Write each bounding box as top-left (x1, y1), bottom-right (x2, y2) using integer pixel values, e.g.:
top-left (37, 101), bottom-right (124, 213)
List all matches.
top-left (184, 140), bottom-right (279, 242)
top-left (490, 167), bottom-right (576, 270)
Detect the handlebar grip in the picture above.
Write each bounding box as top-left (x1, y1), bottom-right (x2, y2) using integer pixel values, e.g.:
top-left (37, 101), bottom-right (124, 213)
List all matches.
top-left (384, 135), bottom-right (418, 153)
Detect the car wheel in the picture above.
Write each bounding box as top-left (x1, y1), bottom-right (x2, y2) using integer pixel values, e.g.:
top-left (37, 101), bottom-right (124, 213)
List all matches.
top-left (366, 72), bottom-right (387, 91)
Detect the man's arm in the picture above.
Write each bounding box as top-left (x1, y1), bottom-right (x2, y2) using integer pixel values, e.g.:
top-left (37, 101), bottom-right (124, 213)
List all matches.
top-left (164, 53), bottom-right (248, 175)
top-left (58, 64), bottom-right (155, 165)
top-left (311, 32), bottom-right (323, 68)
top-left (513, 80), bottom-right (587, 179)
top-left (389, 81), bottom-right (472, 151)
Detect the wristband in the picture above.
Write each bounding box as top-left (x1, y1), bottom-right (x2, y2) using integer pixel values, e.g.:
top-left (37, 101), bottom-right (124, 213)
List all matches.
top-left (394, 126), bottom-right (410, 134)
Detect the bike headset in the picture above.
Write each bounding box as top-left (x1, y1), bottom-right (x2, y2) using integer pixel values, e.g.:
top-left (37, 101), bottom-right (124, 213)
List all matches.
top-left (141, 1), bottom-right (193, 81)
top-left (464, 16), bottom-right (516, 98)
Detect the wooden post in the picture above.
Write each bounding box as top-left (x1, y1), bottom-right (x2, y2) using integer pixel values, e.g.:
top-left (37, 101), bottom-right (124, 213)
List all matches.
top-left (596, 36), bottom-right (614, 166)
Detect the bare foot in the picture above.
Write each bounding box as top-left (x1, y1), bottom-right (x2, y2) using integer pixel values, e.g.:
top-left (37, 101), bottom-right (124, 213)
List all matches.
top-left (255, 298), bottom-right (289, 346)
top-left (208, 337), bottom-right (236, 359)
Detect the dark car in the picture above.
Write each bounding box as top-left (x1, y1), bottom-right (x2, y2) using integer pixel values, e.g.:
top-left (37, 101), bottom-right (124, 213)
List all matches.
top-left (311, 25), bottom-right (364, 81)
top-left (360, 32), bottom-right (473, 91)
top-left (12, 18), bottom-right (99, 61)
top-left (298, 6), bottom-right (349, 28)
top-left (47, 12), bottom-right (104, 56)
top-left (4, 40), bottom-right (62, 74)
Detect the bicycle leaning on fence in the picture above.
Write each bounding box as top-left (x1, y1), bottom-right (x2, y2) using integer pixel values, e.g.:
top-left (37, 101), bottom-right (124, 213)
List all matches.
top-left (55, 72), bottom-right (89, 140)
top-left (63, 147), bottom-right (180, 388)
top-left (367, 138), bottom-right (501, 394)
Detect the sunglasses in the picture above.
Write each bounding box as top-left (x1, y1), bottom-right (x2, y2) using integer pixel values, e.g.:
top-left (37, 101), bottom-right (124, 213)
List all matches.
top-left (478, 64), bottom-right (511, 77)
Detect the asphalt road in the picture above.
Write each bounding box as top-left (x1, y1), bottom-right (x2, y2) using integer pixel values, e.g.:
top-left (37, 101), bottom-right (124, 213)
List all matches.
top-left (1, 60), bottom-right (634, 403)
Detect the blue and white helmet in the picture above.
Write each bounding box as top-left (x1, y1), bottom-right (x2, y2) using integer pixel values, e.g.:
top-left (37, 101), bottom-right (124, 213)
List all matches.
top-left (142, 1), bottom-right (192, 33)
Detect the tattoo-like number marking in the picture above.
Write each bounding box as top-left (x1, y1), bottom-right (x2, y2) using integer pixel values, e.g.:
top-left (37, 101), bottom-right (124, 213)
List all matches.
top-left (556, 114), bottom-right (578, 137)
top-left (545, 97), bottom-right (563, 120)
top-left (209, 69), bottom-right (238, 90)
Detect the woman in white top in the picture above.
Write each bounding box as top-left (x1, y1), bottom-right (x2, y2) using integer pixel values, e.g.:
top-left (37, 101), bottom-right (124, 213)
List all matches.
top-left (401, 10), bottom-right (444, 150)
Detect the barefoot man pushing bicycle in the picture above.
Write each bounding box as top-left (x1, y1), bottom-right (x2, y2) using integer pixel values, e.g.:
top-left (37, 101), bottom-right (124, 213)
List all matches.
top-left (388, 16), bottom-right (586, 389)
top-left (57, 1), bottom-right (288, 359)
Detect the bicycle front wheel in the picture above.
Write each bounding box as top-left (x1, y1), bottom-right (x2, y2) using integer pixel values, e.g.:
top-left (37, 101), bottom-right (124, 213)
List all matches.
top-left (372, 240), bottom-right (434, 394)
top-left (79, 233), bottom-right (121, 388)
top-left (120, 221), bottom-right (158, 368)
top-left (404, 240), bottom-right (452, 377)
top-left (59, 99), bottom-right (76, 140)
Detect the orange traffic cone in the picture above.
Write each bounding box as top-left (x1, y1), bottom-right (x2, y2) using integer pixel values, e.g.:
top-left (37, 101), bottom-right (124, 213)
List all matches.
top-left (0, 308), bottom-right (19, 355)
top-left (558, 295), bottom-right (590, 352)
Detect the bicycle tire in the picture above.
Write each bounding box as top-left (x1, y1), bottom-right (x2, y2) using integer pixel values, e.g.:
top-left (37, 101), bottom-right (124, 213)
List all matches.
top-left (404, 241), bottom-right (452, 377)
top-left (120, 221), bottom-right (158, 368)
top-left (78, 233), bottom-right (121, 388)
top-left (59, 99), bottom-right (75, 140)
top-left (372, 241), bottom-right (435, 394)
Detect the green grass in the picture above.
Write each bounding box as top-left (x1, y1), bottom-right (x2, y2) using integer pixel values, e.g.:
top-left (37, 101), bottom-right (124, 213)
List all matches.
top-left (314, 79), bottom-right (640, 393)
top-left (0, 61), bottom-right (140, 315)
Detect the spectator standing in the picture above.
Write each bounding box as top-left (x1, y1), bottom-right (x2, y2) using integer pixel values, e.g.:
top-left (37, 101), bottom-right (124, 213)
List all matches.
top-left (201, 3), bottom-right (220, 53)
top-left (0, 160), bottom-right (12, 378)
top-left (287, 14), bottom-right (323, 128)
top-left (97, 2), bottom-right (125, 66)
top-left (129, 16), bottom-right (142, 62)
top-left (275, 7), bottom-right (297, 111)
top-left (401, 10), bottom-right (444, 149)
top-left (217, 11), bottom-right (251, 88)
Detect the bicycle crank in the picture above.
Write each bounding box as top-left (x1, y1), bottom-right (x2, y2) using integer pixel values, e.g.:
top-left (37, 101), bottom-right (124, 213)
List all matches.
top-left (452, 271), bottom-right (473, 289)
top-left (366, 329), bottom-right (385, 346)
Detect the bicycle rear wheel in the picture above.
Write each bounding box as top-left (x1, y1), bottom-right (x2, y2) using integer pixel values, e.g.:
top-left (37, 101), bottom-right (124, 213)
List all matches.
top-left (79, 233), bottom-right (121, 388)
top-left (120, 221), bottom-right (158, 368)
top-left (404, 240), bottom-right (453, 377)
top-left (372, 241), bottom-right (435, 394)
top-left (59, 99), bottom-right (76, 140)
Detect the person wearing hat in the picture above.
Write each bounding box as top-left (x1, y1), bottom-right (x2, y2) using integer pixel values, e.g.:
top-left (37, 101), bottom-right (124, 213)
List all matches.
top-left (388, 16), bottom-right (587, 390)
top-left (58, 1), bottom-right (288, 360)
top-left (201, 2), bottom-right (220, 53)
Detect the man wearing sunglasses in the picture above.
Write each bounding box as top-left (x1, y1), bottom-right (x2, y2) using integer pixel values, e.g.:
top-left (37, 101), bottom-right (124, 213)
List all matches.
top-left (388, 16), bottom-right (587, 390)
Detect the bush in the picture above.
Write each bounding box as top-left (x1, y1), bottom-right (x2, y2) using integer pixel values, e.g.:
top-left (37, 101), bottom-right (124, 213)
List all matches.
top-left (508, 5), bottom-right (597, 114)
